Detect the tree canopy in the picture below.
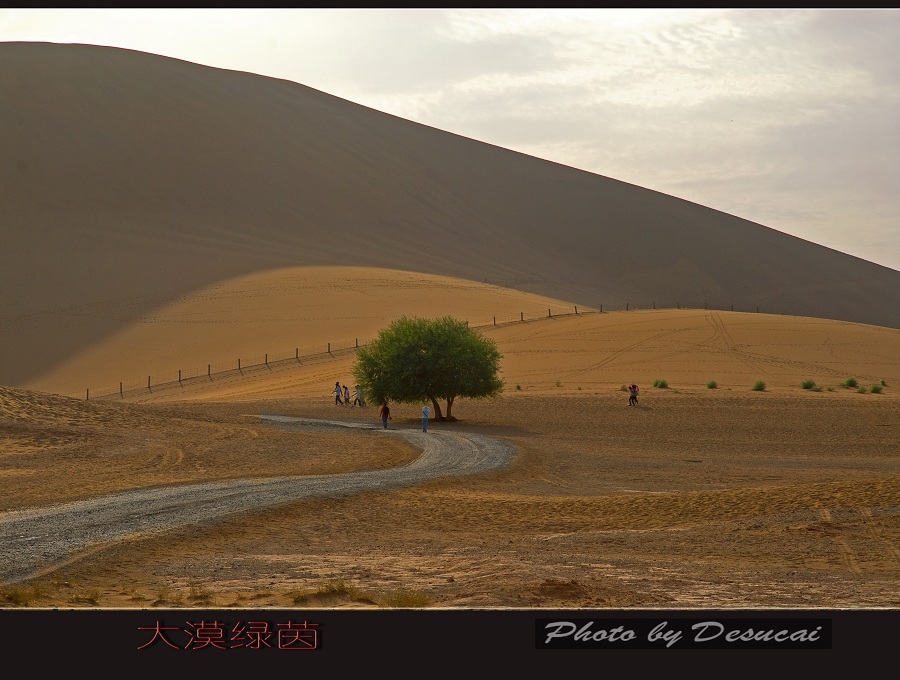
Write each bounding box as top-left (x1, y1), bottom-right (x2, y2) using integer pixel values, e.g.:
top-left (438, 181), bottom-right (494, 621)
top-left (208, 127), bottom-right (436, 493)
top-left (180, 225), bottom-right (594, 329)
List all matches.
top-left (352, 315), bottom-right (503, 420)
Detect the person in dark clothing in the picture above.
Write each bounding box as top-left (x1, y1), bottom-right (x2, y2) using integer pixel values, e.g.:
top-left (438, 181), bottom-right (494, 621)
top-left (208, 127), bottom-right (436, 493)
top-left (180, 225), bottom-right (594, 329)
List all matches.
top-left (379, 402), bottom-right (391, 429)
top-left (628, 384), bottom-right (639, 406)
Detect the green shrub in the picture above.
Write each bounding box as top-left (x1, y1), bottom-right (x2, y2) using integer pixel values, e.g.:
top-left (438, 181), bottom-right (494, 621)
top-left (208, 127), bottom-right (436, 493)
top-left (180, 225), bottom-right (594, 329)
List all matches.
top-left (515, 384), bottom-right (521, 391)
top-left (706, 381), bottom-right (718, 389)
top-left (826, 386), bottom-right (835, 392)
top-left (801, 379), bottom-right (816, 390)
top-left (881, 379), bottom-right (887, 386)
top-left (844, 377), bottom-right (858, 388)
top-left (653, 379), bottom-right (668, 388)
top-left (752, 380), bottom-right (766, 391)
top-left (811, 385), bottom-right (823, 392)
top-left (870, 384), bottom-right (882, 394)
top-left (857, 386), bottom-right (868, 393)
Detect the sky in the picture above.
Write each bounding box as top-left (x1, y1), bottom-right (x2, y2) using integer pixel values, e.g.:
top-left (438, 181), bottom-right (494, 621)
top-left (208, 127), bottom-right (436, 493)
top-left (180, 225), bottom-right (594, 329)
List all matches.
top-left (3, 8), bottom-right (899, 271)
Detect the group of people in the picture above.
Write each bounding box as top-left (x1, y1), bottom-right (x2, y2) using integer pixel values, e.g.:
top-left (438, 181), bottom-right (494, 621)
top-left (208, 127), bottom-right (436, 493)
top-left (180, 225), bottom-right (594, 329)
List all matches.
top-left (333, 381), bottom-right (365, 407)
top-left (332, 382), bottom-right (430, 432)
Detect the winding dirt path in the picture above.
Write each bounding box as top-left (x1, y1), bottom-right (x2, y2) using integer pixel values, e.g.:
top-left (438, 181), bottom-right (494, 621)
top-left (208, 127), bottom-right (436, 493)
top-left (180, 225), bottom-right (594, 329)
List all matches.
top-left (0, 416), bottom-right (516, 585)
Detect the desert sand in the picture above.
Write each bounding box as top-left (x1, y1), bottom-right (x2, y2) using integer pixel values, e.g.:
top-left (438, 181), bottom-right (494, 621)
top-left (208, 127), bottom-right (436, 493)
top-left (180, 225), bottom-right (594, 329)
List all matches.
top-left (3, 41), bottom-right (900, 396)
top-left (1, 41), bottom-right (898, 625)
top-left (2, 269), bottom-right (898, 611)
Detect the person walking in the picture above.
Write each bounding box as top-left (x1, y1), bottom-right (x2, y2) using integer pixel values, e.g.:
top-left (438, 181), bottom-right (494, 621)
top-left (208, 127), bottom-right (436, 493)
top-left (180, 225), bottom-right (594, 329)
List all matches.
top-left (379, 402), bottom-right (391, 429)
top-left (343, 384), bottom-right (351, 406)
top-left (353, 384), bottom-right (365, 407)
top-left (422, 404), bottom-right (431, 432)
top-left (628, 384), bottom-right (640, 406)
top-left (334, 381), bottom-right (343, 405)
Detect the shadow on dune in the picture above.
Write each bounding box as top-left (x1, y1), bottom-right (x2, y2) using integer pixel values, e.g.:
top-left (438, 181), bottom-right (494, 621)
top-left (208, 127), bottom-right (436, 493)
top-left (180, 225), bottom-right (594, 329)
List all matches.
top-left (3, 42), bottom-right (899, 386)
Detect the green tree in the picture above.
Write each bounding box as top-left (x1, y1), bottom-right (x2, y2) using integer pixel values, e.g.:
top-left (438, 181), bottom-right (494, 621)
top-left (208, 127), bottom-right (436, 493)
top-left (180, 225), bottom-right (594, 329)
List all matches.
top-left (353, 316), bottom-right (503, 420)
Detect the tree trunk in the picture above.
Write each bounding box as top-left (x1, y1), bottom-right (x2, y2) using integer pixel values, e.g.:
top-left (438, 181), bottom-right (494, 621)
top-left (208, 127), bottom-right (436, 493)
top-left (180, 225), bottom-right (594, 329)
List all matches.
top-left (445, 395), bottom-right (455, 420)
top-left (430, 396), bottom-right (444, 420)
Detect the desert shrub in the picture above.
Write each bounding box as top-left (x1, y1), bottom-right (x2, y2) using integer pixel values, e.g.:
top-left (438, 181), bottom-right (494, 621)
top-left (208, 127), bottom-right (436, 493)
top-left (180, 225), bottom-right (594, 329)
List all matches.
top-left (152, 584), bottom-right (182, 606)
top-left (653, 379), bottom-right (668, 388)
top-left (188, 582), bottom-right (213, 604)
top-left (318, 579), bottom-right (364, 598)
top-left (752, 380), bottom-right (766, 391)
top-left (857, 386), bottom-right (868, 394)
top-left (871, 384), bottom-right (883, 394)
top-left (706, 381), bottom-right (718, 389)
top-left (801, 379), bottom-right (816, 390)
top-left (826, 386), bottom-right (835, 392)
top-left (811, 385), bottom-right (823, 392)
top-left (291, 579), bottom-right (375, 606)
top-left (555, 380), bottom-right (561, 387)
top-left (881, 379), bottom-right (887, 386)
top-left (1, 586), bottom-right (35, 607)
top-left (515, 384), bottom-right (521, 391)
top-left (620, 385), bottom-right (629, 392)
top-left (844, 377), bottom-right (858, 388)
top-left (382, 589), bottom-right (431, 608)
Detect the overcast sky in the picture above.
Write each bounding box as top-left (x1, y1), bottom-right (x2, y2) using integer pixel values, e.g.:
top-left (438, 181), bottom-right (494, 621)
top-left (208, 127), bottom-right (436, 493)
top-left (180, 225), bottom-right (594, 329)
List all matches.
top-left (3, 8), bottom-right (898, 271)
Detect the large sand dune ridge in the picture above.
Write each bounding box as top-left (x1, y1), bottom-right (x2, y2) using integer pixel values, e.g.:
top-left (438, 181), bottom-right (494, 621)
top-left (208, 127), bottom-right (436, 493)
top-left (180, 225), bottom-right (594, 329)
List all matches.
top-left (3, 41), bottom-right (899, 388)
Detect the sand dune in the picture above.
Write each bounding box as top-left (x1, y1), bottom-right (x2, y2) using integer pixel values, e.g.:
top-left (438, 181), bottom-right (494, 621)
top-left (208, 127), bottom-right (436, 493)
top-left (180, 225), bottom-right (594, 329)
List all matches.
top-left (2, 41), bottom-right (899, 614)
top-left (19, 266), bottom-right (899, 402)
top-left (22, 267), bottom-right (588, 397)
top-left (3, 41), bottom-right (899, 389)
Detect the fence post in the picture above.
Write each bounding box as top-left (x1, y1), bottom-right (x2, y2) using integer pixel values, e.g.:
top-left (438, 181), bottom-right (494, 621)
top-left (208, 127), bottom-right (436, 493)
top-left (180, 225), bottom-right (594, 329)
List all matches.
top-left (328, 342), bottom-right (331, 354)
top-left (178, 369), bottom-right (182, 384)
top-left (120, 382), bottom-right (123, 398)
top-left (86, 388), bottom-right (89, 400)
top-left (296, 348), bottom-right (299, 360)
top-left (520, 312), bottom-right (523, 322)
top-left (265, 353), bottom-right (268, 365)
top-left (208, 364), bottom-right (211, 377)
top-left (493, 316), bottom-right (496, 325)
top-left (356, 338), bottom-right (358, 348)
top-left (548, 308), bottom-right (551, 317)
top-left (148, 376), bottom-right (151, 391)
top-left (238, 358), bottom-right (241, 371)
top-left (626, 302), bottom-right (629, 311)
top-left (600, 304), bottom-right (602, 312)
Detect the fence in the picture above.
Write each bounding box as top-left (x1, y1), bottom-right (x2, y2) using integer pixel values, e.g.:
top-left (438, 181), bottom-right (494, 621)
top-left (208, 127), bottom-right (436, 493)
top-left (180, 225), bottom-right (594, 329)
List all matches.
top-left (80, 300), bottom-right (771, 401)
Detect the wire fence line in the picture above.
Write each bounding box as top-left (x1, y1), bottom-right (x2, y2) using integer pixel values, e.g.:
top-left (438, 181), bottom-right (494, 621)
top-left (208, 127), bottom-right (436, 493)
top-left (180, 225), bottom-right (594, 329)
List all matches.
top-left (79, 300), bottom-right (767, 401)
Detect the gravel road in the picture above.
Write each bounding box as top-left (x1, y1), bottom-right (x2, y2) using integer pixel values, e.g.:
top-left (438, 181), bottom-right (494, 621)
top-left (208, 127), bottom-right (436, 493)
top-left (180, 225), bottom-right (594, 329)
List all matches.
top-left (0, 416), bottom-right (516, 585)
